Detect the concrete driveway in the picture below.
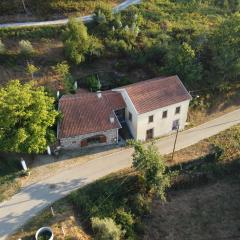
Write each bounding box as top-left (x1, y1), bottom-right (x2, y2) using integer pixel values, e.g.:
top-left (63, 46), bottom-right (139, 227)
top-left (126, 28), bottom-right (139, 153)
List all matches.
top-left (0, 108), bottom-right (240, 239)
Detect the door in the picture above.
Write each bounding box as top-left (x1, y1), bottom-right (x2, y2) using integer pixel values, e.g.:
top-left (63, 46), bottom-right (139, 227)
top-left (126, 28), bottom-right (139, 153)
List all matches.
top-left (146, 128), bottom-right (154, 140)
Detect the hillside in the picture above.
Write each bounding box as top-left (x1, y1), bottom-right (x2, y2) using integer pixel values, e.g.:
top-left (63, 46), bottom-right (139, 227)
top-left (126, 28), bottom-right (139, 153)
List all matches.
top-left (0, 0), bottom-right (239, 124)
top-left (0, 0), bottom-right (121, 23)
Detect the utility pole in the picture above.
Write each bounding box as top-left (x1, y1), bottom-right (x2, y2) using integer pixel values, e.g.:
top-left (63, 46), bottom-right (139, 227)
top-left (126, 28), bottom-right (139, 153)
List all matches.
top-left (171, 123), bottom-right (180, 162)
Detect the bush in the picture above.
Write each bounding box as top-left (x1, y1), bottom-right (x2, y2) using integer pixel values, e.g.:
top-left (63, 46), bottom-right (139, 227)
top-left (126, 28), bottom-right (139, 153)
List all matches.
top-left (91, 217), bottom-right (124, 240)
top-left (85, 74), bottom-right (101, 92)
top-left (0, 39), bottom-right (6, 54)
top-left (63, 18), bottom-right (103, 64)
top-left (19, 40), bottom-right (34, 56)
top-left (115, 208), bottom-right (135, 239)
top-left (0, 26), bottom-right (64, 39)
top-left (52, 61), bottom-right (74, 93)
top-left (129, 193), bottom-right (151, 216)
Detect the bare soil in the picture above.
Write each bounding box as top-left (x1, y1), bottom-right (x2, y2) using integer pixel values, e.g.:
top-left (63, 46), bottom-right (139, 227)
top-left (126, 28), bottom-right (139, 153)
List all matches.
top-left (143, 177), bottom-right (240, 240)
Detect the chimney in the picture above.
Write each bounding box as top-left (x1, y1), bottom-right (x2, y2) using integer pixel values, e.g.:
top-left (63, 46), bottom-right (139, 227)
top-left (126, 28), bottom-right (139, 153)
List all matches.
top-left (97, 91), bottom-right (102, 98)
top-left (110, 116), bottom-right (115, 124)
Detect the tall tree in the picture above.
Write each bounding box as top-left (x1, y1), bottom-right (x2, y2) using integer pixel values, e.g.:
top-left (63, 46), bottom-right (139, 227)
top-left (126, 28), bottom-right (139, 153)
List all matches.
top-left (63, 18), bottom-right (103, 65)
top-left (0, 80), bottom-right (58, 154)
top-left (130, 141), bottom-right (171, 200)
top-left (161, 42), bottom-right (203, 87)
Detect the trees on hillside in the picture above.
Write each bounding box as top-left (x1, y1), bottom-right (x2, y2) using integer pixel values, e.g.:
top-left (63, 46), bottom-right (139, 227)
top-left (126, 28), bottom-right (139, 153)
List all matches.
top-left (208, 14), bottom-right (240, 82)
top-left (215, 0), bottom-right (240, 12)
top-left (63, 18), bottom-right (103, 65)
top-left (0, 80), bottom-right (58, 154)
top-left (162, 42), bottom-right (203, 87)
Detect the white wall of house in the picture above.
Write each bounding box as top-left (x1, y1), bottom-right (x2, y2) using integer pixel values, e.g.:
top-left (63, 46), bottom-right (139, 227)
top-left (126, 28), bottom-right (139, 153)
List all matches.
top-left (135, 100), bottom-right (191, 141)
top-left (113, 89), bottom-right (138, 139)
top-left (60, 128), bottom-right (118, 149)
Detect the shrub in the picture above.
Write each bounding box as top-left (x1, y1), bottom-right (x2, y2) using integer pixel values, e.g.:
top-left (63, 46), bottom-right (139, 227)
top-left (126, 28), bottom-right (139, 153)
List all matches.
top-left (115, 208), bottom-right (135, 239)
top-left (63, 18), bottom-right (103, 64)
top-left (85, 74), bottom-right (101, 92)
top-left (91, 217), bottom-right (124, 240)
top-left (52, 61), bottom-right (74, 93)
top-left (26, 63), bottom-right (40, 79)
top-left (19, 40), bottom-right (34, 56)
top-left (129, 193), bottom-right (151, 216)
top-left (0, 39), bottom-right (6, 54)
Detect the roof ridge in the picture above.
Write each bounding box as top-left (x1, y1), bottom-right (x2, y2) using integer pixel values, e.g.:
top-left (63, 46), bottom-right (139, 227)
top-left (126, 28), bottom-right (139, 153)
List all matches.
top-left (115, 75), bottom-right (178, 90)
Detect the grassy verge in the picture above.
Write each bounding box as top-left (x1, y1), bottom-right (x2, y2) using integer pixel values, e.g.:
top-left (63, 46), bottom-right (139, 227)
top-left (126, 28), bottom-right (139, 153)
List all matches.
top-left (0, 157), bottom-right (24, 202)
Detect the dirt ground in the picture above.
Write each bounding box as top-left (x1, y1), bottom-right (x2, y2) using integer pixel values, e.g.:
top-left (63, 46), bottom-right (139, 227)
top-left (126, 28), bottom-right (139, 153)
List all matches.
top-left (9, 198), bottom-right (91, 240)
top-left (143, 177), bottom-right (240, 240)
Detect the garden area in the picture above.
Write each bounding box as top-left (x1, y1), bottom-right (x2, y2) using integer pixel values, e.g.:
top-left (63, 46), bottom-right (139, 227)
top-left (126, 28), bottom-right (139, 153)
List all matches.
top-left (9, 125), bottom-right (240, 239)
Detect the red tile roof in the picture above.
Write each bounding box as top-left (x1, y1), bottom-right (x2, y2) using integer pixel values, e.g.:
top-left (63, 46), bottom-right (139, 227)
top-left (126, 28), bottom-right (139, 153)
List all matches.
top-left (121, 75), bottom-right (191, 114)
top-left (59, 91), bottom-right (125, 138)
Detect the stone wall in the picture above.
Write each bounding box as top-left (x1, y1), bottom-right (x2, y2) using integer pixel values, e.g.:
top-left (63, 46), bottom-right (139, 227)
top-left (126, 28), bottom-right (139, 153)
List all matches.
top-left (60, 128), bottom-right (118, 149)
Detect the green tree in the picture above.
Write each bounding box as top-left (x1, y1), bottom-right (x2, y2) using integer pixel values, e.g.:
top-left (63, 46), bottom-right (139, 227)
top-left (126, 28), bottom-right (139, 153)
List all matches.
top-left (85, 74), bottom-right (101, 92)
top-left (0, 80), bottom-right (58, 154)
top-left (228, 0), bottom-right (240, 12)
top-left (209, 14), bottom-right (240, 82)
top-left (26, 63), bottom-right (39, 79)
top-left (52, 61), bottom-right (74, 93)
top-left (63, 18), bottom-right (103, 64)
top-left (162, 42), bottom-right (203, 87)
top-left (130, 141), bottom-right (171, 200)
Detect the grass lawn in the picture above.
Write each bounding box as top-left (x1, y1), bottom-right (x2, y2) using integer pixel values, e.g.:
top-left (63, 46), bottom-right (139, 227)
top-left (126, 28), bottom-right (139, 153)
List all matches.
top-left (0, 157), bottom-right (24, 202)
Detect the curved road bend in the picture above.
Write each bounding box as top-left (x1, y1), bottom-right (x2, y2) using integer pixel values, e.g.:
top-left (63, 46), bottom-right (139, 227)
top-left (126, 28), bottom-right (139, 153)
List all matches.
top-left (0, 0), bottom-right (141, 29)
top-left (0, 108), bottom-right (240, 239)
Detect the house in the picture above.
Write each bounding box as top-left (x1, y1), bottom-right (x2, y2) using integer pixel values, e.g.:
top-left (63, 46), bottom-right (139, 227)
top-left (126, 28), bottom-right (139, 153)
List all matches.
top-left (58, 75), bottom-right (192, 149)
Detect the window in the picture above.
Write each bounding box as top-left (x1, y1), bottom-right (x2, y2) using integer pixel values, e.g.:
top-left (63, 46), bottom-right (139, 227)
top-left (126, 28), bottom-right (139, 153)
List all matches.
top-left (175, 106), bottom-right (181, 114)
top-left (148, 115), bottom-right (154, 123)
top-left (129, 112), bottom-right (132, 121)
top-left (146, 128), bottom-right (154, 140)
top-left (162, 110), bottom-right (168, 119)
top-left (172, 119), bottom-right (180, 130)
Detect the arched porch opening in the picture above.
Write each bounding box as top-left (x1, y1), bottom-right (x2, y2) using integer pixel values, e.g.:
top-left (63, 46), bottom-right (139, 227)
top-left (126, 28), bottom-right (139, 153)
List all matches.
top-left (81, 134), bottom-right (107, 147)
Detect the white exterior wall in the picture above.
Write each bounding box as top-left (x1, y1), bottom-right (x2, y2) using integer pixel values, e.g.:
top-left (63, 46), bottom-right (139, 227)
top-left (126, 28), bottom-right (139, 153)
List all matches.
top-left (113, 89), bottom-right (138, 139)
top-left (60, 128), bottom-right (118, 149)
top-left (135, 100), bottom-right (190, 141)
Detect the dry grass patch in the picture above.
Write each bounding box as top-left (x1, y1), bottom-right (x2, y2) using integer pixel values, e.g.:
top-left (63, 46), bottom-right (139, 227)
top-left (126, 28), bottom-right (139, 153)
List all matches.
top-left (9, 198), bottom-right (91, 240)
top-left (143, 177), bottom-right (240, 240)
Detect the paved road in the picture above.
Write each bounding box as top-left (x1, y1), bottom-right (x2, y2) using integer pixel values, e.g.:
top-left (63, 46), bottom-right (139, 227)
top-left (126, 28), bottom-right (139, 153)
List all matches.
top-left (0, 0), bottom-right (141, 29)
top-left (0, 108), bottom-right (240, 239)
